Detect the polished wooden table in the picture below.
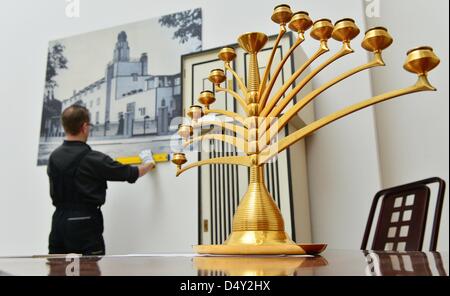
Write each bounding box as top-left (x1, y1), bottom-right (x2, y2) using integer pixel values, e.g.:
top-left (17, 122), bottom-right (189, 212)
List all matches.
top-left (0, 250), bottom-right (447, 276)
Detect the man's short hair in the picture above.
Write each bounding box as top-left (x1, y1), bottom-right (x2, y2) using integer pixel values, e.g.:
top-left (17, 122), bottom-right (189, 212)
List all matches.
top-left (61, 105), bottom-right (91, 135)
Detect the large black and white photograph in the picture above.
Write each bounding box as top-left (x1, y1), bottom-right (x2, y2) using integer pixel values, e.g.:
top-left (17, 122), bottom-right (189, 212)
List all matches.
top-left (38, 8), bottom-right (202, 165)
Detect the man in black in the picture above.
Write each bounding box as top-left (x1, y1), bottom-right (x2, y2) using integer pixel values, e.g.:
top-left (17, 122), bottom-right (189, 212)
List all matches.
top-left (47, 105), bottom-right (155, 255)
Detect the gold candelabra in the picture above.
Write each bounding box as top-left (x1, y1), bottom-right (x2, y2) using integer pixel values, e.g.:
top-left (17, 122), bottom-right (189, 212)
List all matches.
top-left (172, 4), bottom-right (440, 255)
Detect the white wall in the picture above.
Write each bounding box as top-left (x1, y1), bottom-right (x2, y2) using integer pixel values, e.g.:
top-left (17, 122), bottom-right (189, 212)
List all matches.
top-left (367, 0), bottom-right (449, 251)
top-left (0, 0), bottom-right (447, 256)
top-left (306, 0), bottom-right (449, 251)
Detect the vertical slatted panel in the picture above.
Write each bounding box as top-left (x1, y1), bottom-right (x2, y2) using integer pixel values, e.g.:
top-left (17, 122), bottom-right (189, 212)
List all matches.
top-left (264, 160), bottom-right (282, 209)
top-left (225, 129), bottom-right (231, 240)
top-left (208, 145), bottom-right (283, 243)
top-left (207, 128), bottom-right (242, 244)
top-left (275, 159), bottom-right (281, 207)
top-left (208, 141), bottom-right (212, 245)
top-left (221, 134), bottom-right (227, 243)
top-left (216, 138), bottom-right (222, 243)
top-left (214, 141), bottom-right (218, 245)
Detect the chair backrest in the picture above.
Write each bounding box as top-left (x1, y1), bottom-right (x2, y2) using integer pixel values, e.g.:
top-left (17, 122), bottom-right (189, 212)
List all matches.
top-left (361, 177), bottom-right (446, 251)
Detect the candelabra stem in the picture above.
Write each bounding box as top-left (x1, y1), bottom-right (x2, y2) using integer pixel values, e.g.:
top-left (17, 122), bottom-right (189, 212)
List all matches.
top-left (260, 40), bottom-right (329, 117)
top-left (225, 63), bottom-right (248, 96)
top-left (204, 109), bottom-right (248, 127)
top-left (216, 86), bottom-right (249, 114)
top-left (258, 26), bottom-right (286, 100)
top-left (248, 53), bottom-right (261, 94)
top-left (249, 165), bottom-right (264, 183)
top-left (258, 74), bottom-right (437, 165)
top-left (258, 51), bottom-right (386, 147)
top-left (266, 42), bottom-right (353, 119)
top-left (259, 34), bottom-right (305, 110)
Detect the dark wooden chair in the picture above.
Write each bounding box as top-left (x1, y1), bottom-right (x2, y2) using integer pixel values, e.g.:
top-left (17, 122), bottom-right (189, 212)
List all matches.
top-left (361, 177), bottom-right (446, 251)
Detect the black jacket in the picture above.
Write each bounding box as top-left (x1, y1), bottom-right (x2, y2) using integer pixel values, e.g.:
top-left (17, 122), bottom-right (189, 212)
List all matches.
top-left (47, 140), bottom-right (139, 206)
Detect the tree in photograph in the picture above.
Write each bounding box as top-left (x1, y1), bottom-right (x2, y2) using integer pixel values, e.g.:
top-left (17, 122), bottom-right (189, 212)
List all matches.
top-left (41, 42), bottom-right (67, 138)
top-left (45, 42), bottom-right (68, 90)
top-left (159, 8), bottom-right (202, 48)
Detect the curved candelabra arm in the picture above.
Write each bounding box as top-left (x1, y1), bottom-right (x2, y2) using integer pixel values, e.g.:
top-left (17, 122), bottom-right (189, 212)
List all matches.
top-left (215, 86), bottom-right (249, 114)
top-left (176, 155), bottom-right (253, 176)
top-left (183, 134), bottom-right (250, 154)
top-left (192, 120), bottom-right (248, 140)
top-left (258, 75), bottom-right (436, 164)
top-left (258, 26), bottom-right (287, 101)
top-left (260, 40), bottom-right (329, 117)
top-left (259, 51), bottom-right (386, 147)
top-left (225, 63), bottom-right (248, 96)
top-left (204, 108), bottom-right (248, 127)
top-left (258, 33), bottom-right (305, 109)
top-left (266, 42), bottom-right (354, 119)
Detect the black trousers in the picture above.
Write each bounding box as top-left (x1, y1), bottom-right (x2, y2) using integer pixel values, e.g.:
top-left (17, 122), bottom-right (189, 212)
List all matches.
top-left (49, 207), bottom-right (105, 256)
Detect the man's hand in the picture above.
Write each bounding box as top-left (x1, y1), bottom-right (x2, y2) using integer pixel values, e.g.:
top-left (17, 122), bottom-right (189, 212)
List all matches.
top-left (139, 149), bottom-right (155, 165)
top-left (138, 149), bottom-right (155, 177)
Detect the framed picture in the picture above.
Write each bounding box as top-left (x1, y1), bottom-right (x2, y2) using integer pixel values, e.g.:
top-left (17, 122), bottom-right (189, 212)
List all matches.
top-left (38, 8), bottom-right (202, 165)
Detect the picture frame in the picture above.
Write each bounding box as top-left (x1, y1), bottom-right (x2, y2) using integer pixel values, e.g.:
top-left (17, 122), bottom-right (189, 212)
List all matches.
top-left (38, 8), bottom-right (202, 166)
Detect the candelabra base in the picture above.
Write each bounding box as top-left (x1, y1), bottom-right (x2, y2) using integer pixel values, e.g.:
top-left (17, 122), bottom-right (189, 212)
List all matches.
top-left (195, 230), bottom-right (308, 255)
top-left (194, 243), bottom-right (306, 255)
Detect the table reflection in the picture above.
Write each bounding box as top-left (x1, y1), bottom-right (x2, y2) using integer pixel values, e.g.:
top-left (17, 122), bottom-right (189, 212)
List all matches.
top-left (194, 256), bottom-right (329, 276)
top-left (0, 250), bottom-right (447, 276)
top-left (46, 255), bottom-right (102, 276)
top-left (363, 251), bottom-right (447, 276)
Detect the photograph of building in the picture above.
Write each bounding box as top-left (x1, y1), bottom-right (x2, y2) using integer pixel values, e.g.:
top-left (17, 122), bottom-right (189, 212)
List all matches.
top-left (38, 8), bottom-right (202, 165)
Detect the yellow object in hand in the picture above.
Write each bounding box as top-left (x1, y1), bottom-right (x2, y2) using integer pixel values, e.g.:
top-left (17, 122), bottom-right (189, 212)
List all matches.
top-left (116, 153), bottom-right (169, 165)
